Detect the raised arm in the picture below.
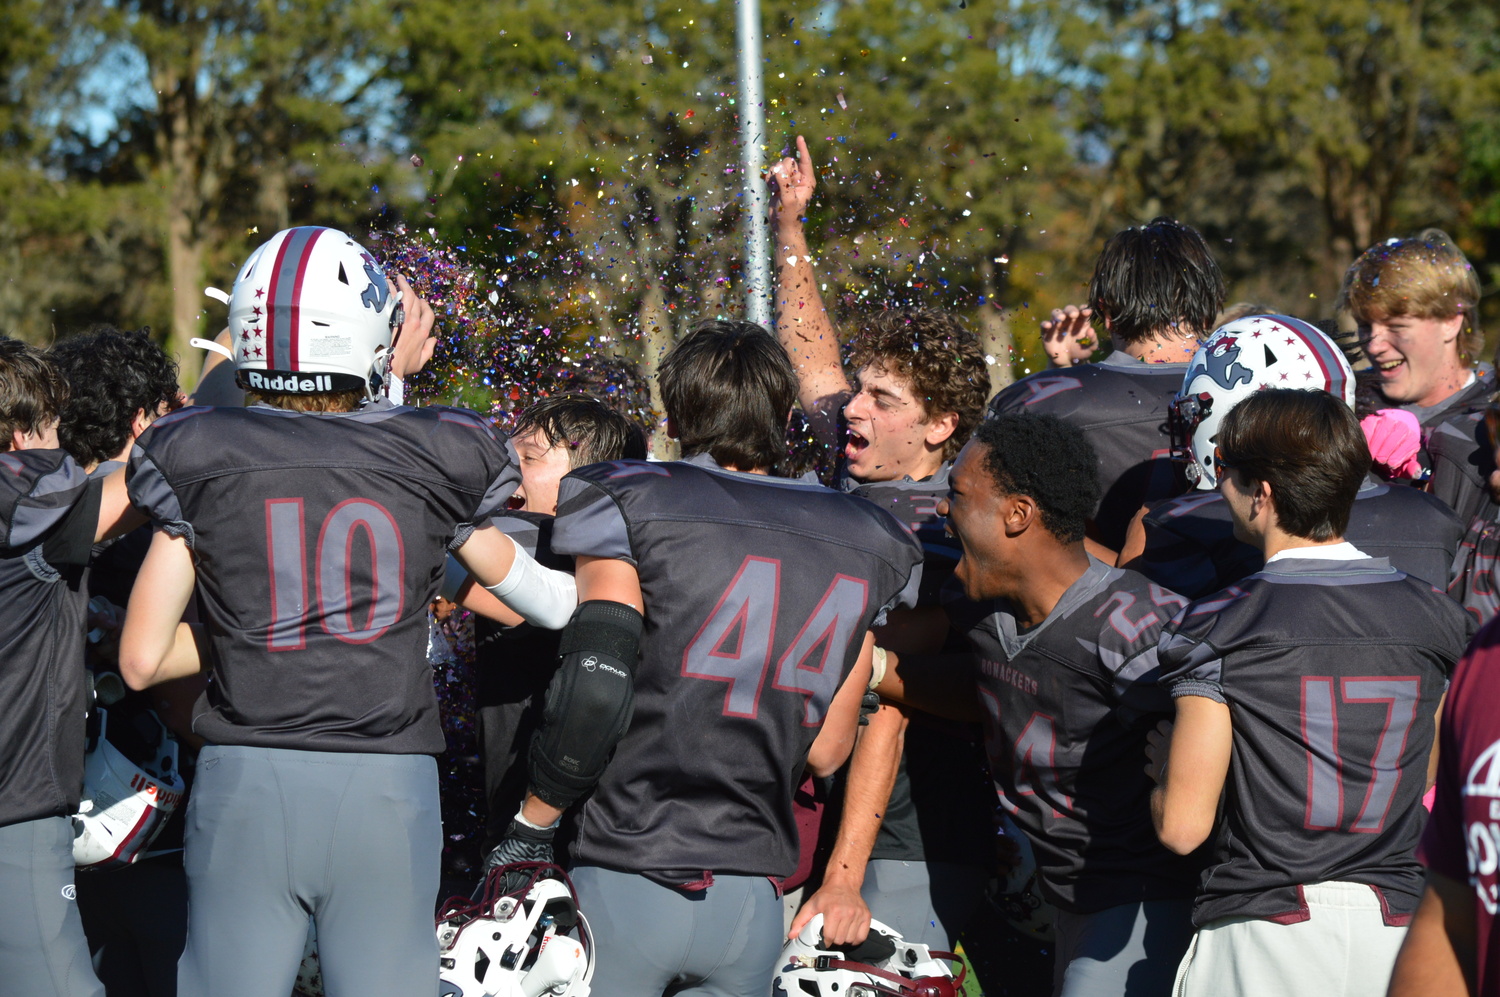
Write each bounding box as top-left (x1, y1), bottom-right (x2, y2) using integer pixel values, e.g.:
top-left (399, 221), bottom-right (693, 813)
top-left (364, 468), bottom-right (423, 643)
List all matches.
top-left (770, 135), bottom-right (849, 445)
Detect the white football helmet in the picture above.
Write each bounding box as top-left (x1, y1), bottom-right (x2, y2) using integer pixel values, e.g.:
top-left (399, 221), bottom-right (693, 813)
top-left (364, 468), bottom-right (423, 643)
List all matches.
top-left (294, 923), bottom-right (325, 997)
top-left (436, 863), bottom-right (593, 997)
top-left (987, 812), bottom-right (1056, 942)
top-left (774, 914), bottom-right (965, 997)
top-left (73, 706), bottom-right (185, 870)
top-left (228, 226), bottom-right (402, 399)
top-left (1172, 315), bottom-right (1355, 489)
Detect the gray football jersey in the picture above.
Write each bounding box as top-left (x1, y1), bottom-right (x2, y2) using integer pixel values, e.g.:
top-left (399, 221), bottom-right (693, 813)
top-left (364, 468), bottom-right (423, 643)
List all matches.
top-left (1428, 409), bottom-right (1491, 524)
top-left (128, 403), bottom-right (519, 755)
top-left (1160, 557), bottom-right (1475, 926)
top-left (946, 558), bottom-right (1200, 913)
top-left (551, 453), bottom-right (923, 881)
top-left (1448, 504), bottom-right (1500, 625)
top-left (988, 353), bottom-right (1189, 551)
top-left (0, 449), bottom-right (100, 827)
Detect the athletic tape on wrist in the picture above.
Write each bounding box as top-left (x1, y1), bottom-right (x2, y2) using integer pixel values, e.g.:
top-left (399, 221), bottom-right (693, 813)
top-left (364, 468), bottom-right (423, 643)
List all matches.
top-left (868, 645), bottom-right (888, 691)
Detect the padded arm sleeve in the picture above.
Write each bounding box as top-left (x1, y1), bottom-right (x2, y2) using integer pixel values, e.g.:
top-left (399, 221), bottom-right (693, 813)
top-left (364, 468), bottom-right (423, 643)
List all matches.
top-left (484, 534), bottom-right (578, 629)
top-left (528, 600), bottom-right (644, 810)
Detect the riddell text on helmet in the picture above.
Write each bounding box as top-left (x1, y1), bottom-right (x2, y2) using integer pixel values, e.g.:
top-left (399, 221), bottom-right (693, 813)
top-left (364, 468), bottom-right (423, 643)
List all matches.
top-left (244, 371), bottom-right (336, 393)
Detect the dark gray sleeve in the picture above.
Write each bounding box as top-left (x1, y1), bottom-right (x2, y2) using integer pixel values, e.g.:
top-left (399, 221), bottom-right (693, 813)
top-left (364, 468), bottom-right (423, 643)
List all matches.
top-left (551, 476), bottom-right (634, 565)
top-left (450, 432), bottom-right (522, 551)
top-left (42, 478), bottom-right (103, 567)
top-left (1107, 644), bottom-right (1174, 721)
top-left (126, 444), bottom-right (196, 546)
top-left (472, 435), bottom-right (522, 522)
top-left (871, 561), bottom-right (923, 627)
top-left (1156, 612), bottom-right (1227, 704)
top-left (986, 380), bottom-right (1027, 417)
top-left (0, 449), bottom-right (91, 555)
top-left (490, 512), bottom-right (542, 557)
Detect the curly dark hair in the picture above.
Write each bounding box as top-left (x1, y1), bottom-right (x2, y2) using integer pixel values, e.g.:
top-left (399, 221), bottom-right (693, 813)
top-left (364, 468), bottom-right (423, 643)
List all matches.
top-left (49, 326), bottom-right (180, 466)
top-left (971, 413), bottom-right (1100, 544)
top-left (846, 309), bottom-right (990, 461)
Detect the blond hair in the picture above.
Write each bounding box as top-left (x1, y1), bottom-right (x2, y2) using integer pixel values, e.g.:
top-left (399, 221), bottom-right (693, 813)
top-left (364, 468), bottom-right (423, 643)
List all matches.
top-left (1339, 228), bottom-right (1482, 365)
top-left (246, 388), bottom-right (364, 413)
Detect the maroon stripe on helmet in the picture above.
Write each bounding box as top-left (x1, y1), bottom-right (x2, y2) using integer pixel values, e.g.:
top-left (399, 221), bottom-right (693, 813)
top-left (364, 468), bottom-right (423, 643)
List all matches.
top-left (264, 228), bottom-right (328, 371)
top-left (286, 228), bottom-right (326, 371)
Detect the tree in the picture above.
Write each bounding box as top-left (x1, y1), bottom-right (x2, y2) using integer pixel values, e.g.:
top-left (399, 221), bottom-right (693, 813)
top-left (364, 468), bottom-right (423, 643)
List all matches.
top-left (1051, 0), bottom-right (1500, 306)
top-left (16, 0), bottom-right (404, 377)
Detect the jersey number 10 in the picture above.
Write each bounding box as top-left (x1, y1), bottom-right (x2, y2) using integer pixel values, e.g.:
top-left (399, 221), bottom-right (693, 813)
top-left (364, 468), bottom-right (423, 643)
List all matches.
top-left (682, 555), bottom-right (869, 726)
top-left (265, 498), bottom-right (406, 650)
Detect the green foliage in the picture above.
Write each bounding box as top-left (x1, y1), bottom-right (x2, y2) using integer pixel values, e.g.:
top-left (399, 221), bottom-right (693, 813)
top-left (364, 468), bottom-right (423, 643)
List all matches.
top-left (0, 0), bottom-right (1496, 380)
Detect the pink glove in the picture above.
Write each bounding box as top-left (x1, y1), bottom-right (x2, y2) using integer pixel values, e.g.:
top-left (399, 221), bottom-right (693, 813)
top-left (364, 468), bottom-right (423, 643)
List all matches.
top-left (1361, 408), bottom-right (1424, 480)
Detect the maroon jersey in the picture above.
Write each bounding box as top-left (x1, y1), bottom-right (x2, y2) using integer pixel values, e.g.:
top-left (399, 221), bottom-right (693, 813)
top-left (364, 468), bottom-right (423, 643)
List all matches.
top-left (947, 559), bottom-right (1200, 913)
top-left (550, 453), bottom-right (923, 881)
top-left (128, 403), bottom-right (518, 755)
top-left (1161, 555), bottom-right (1474, 926)
top-left (988, 353), bottom-right (1189, 551)
top-left (1420, 618), bottom-right (1500, 997)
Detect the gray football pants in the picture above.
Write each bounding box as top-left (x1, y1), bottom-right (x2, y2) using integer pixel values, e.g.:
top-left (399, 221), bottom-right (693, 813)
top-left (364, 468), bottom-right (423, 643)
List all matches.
top-left (0, 816), bottom-right (105, 997)
top-left (861, 859), bottom-right (989, 951)
top-left (177, 745), bottom-right (442, 997)
top-left (569, 866), bottom-right (783, 997)
top-left (1053, 898), bottom-right (1195, 997)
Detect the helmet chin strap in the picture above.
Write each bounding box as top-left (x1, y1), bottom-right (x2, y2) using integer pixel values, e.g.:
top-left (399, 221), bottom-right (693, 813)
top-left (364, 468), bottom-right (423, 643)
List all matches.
top-left (369, 298), bottom-right (406, 402)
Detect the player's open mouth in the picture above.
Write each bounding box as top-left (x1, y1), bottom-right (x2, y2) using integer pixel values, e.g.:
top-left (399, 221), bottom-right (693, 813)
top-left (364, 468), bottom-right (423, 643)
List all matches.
top-left (506, 492), bottom-right (526, 510)
top-left (1377, 358), bottom-right (1405, 375)
top-left (845, 430), bottom-right (869, 460)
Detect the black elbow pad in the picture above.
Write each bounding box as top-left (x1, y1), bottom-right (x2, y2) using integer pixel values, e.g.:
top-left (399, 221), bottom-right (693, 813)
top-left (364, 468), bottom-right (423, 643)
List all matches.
top-left (528, 600), bottom-right (643, 809)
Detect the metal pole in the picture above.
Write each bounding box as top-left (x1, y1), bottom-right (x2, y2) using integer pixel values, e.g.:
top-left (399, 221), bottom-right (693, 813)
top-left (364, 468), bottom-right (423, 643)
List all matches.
top-left (737, 0), bottom-right (772, 327)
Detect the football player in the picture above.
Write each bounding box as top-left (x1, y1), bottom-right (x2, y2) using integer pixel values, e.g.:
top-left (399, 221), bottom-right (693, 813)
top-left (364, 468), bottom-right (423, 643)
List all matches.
top-left (48, 326), bottom-right (190, 997)
top-left (448, 393), bottom-right (645, 858)
top-left (987, 217), bottom-right (1227, 554)
top-left (768, 136), bottom-right (997, 953)
top-left (1150, 388), bottom-right (1475, 996)
top-left (487, 320), bottom-right (925, 997)
top-left (875, 413), bottom-right (1200, 997)
top-left (1442, 396), bottom-right (1500, 622)
top-left (1120, 316), bottom-right (1464, 597)
top-left (115, 226), bottom-right (577, 997)
top-left (0, 339), bottom-right (115, 997)
top-left (1343, 229), bottom-right (1489, 431)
